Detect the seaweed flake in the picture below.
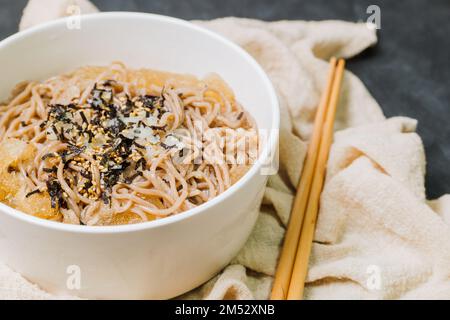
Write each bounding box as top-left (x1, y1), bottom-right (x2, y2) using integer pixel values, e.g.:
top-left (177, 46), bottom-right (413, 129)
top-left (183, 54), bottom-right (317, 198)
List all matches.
top-left (25, 189), bottom-right (41, 198)
top-left (68, 144), bottom-right (85, 156)
top-left (100, 191), bottom-right (110, 204)
top-left (80, 170), bottom-right (92, 180)
top-left (42, 153), bottom-right (56, 161)
top-left (133, 141), bottom-right (145, 149)
top-left (136, 157), bottom-right (146, 170)
top-left (124, 171), bottom-right (143, 184)
top-left (80, 111), bottom-right (88, 124)
top-left (43, 167), bottom-right (57, 173)
top-left (45, 179), bottom-right (66, 209)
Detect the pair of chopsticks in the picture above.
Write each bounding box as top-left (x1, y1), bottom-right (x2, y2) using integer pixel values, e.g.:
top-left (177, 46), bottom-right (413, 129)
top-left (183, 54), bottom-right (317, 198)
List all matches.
top-left (270, 57), bottom-right (346, 300)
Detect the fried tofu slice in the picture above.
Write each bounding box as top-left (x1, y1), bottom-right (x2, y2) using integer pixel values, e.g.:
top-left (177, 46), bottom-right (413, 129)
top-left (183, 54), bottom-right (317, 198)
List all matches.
top-left (73, 65), bottom-right (236, 103)
top-left (0, 138), bottom-right (61, 221)
top-left (0, 138), bottom-right (35, 170)
top-left (0, 138), bottom-right (35, 201)
top-left (110, 211), bottom-right (155, 225)
top-left (10, 186), bottom-right (62, 221)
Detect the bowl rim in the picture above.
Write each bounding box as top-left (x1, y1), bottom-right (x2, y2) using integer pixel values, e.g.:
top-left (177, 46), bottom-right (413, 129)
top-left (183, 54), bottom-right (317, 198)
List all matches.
top-left (0, 11), bottom-right (280, 234)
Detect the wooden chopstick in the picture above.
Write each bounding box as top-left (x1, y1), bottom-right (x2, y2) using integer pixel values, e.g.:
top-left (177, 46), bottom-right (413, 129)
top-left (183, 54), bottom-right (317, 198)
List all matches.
top-left (287, 59), bottom-right (346, 300)
top-left (270, 58), bottom-right (338, 300)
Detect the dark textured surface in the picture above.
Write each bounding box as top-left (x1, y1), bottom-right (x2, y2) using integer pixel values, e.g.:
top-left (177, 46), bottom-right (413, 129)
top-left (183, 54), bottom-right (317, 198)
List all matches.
top-left (0, 0), bottom-right (449, 198)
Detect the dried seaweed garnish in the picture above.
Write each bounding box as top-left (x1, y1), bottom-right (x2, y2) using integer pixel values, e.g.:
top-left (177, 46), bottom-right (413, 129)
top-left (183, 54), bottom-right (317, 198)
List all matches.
top-left (42, 153), bottom-right (56, 160)
top-left (106, 118), bottom-right (126, 136)
top-left (136, 157), bottom-right (146, 170)
top-left (122, 97), bottom-right (133, 116)
top-left (43, 167), bottom-right (57, 173)
top-left (40, 80), bottom-right (172, 204)
top-left (40, 120), bottom-right (47, 129)
top-left (51, 124), bottom-right (59, 136)
top-left (133, 141), bottom-right (145, 149)
top-left (68, 144), bottom-right (85, 156)
top-left (66, 103), bottom-right (78, 110)
top-left (83, 180), bottom-right (93, 190)
top-left (80, 170), bottom-right (92, 180)
top-left (105, 103), bottom-right (118, 119)
top-left (48, 104), bottom-right (68, 122)
top-left (57, 149), bottom-right (68, 161)
top-left (150, 125), bottom-right (167, 131)
top-left (79, 111), bottom-right (88, 124)
top-left (100, 191), bottom-right (110, 205)
top-left (90, 85), bottom-right (114, 111)
top-left (25, 189), bottom-right (41, 198)
top-left (124, 171), bottom-right (142, 184)
top-left (102, 168), bottom-right (123, 190)
top-left (46, 179), bottom-right (66, 209)
top-left (87, 129), bottom-right (94, 143)
top-left (140, 95), bottom-right (160, 109)
top-left (90, 115), bottom-right (102, 126)
top-left (161, 142), bottom-right (175, 150)
top-left (103, 80), bottom-right (117, 87)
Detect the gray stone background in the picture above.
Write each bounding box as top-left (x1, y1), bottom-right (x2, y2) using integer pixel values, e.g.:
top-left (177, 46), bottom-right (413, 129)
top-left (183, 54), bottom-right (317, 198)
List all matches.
top-left (0, 0), bottom-right (448, 199)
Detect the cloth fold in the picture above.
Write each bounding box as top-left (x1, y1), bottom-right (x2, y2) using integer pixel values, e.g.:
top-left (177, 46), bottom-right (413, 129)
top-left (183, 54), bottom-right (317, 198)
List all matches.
top-left (1, 0), bottom-right (448, 300)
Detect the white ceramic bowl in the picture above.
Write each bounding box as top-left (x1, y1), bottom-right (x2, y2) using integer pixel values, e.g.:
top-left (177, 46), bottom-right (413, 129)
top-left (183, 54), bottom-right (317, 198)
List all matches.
top-left (0, 12), bottom-right (279, 299)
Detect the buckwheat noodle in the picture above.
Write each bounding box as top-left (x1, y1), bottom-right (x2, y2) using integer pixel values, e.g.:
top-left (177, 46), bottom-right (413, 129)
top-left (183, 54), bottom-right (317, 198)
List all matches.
top-left (0, 62), bottom-right (258, 226)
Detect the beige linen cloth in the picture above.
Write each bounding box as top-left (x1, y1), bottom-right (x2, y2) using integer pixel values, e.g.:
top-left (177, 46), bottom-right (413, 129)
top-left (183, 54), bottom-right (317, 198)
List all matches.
top-left (1, 0), bottom-right (449, 300)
